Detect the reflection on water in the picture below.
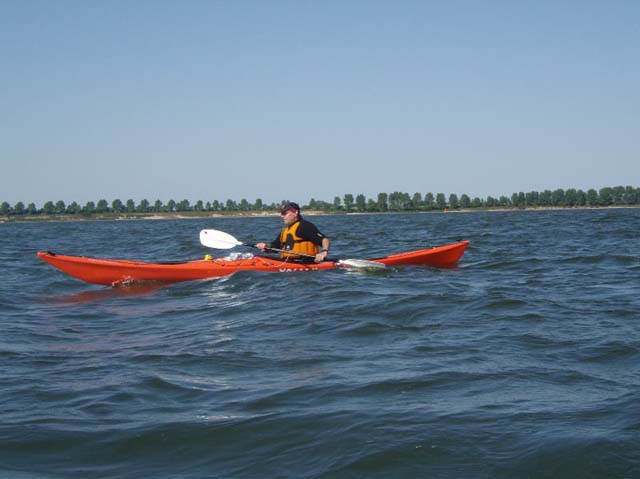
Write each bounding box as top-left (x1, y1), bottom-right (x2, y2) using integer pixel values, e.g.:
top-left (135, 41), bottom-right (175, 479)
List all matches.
top-left (47, 284), bottom-right (166, 305)
top-left (202, 275), bottom-right (248, 309)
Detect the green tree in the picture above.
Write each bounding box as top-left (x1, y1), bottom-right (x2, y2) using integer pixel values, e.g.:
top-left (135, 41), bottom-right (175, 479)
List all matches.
top-left (138, 199), bottom-right (150, 213)
top-left (166, 199), bottom-right (176, 212)
top-left (525, 191), bottom-right (539, 207)
top-left (460, 194), bottom-right (471, 209)
top-left (84, 201), bottom-right (96, 214)
top-left (27, 202), bottom-right (38, 214)
top-left (343, 194), bottom-right (354, 212)
top-left (176, 199), bottom-right (191, 211)
top-left (254, 198), bottom-right (263, 210)
top-left (377, 192), bottom-right (388, 211)
top-left (611, 186), bottom-right (625, 205)
top-left (448, 194), bottom-right (459, 209)
top-left (55, 200), bottom-right (66, 214)
top-left (435, 193), bottom-right (446, 209)
top-left (388, 192), bottom-right (401, 210)
top-left (14, 202), bottom-right (25, 215)
top-left (67, 201), bottom-right (81, 214)
top-left (388, 191), bottom-right (411, 210)
top-left (623, 186), bottom-right (638, 205)
top-left (598, 187), bottom-right (613, 206)
top-left (565, 189), bottom-right (577, 207)
top-left (317, 200), bottom-right (332, 211)
top-left (194, 200), bottom-right (204, 212)
top-left (586, 189), bottom-right (598, 206)
top-left (552, 189), bottom-right (566, 206)
top-left (539, 190), bottom-right (552, 206)
top-left (239, 199), bottom-right (250, 211)
top-left (424, 193), bottom-right (434, 210)
top-left (112, 199), bottom-right (123, 213)
top-left (225, 199), bottom-right (237, 211)
top-left (412, 192), bottom-right (423, 209)
top-left (0, 202), bottom-right (11, 215)
top-left (333, 196), bottom-right (342, 211)
top-left (367, 198), bottom-right (378, 211)
top-left (511, 192), bottom-right (525, 208)
top-left (400, 192), bottom-right (411, 209)
top-left (355, 194), bottom-right (366, 212)
top-left (42, 201), bottom-right (55, 214)
top-left (126, 199), bottom-right (136, 213)
top-left (96, 199), bottom-right (109, 213)
top-left (153, 200), bottom-right (163, 212)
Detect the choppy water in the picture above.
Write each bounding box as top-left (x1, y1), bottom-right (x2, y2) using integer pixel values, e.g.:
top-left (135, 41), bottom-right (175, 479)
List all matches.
top-left (1, 209), bottom-right (639, 478)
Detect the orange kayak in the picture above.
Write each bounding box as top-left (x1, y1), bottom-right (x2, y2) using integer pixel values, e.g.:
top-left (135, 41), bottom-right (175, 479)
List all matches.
top-left (37, 240), bottom-right (470, 287)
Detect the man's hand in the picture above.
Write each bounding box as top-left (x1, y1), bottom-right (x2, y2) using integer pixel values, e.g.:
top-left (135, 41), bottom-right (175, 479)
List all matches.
top-left (315, 250), bottom-right (329, 263)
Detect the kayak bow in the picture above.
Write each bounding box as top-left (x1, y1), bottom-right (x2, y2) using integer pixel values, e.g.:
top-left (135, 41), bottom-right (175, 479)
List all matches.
top-left (37, 240), bottom-right (470, 287)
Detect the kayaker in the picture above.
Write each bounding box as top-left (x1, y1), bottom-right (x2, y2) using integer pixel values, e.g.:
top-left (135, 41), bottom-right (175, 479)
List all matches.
top-left (256, 201), bottom-right (331, 263)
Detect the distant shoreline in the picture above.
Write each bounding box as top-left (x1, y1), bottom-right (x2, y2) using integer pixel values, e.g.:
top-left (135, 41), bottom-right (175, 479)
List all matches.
top-left (1, 205), bottom-right (638, 224)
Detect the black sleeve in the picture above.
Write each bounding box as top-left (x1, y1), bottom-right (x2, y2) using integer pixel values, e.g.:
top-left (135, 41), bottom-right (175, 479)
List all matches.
top-left (297, 220), bottom-right (326, 246)
top-left (269, 233), bottom-right (282, 249)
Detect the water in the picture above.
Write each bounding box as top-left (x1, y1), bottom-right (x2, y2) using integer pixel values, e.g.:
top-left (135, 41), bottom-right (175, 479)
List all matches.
top-left (1, 210), bottom-right (639, 478)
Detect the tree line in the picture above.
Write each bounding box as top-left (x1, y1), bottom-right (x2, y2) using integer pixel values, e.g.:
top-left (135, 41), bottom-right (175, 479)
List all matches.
top-left (2, 186), bottom-right (639, 216)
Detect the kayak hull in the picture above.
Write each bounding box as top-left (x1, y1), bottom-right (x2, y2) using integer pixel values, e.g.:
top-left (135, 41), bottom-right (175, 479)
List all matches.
top-left (37, 240), bottom-right (470, 287)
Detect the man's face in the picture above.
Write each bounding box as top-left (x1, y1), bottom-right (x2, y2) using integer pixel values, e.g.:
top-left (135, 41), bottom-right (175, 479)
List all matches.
top-left (281, 209), bottom-right (297, 226)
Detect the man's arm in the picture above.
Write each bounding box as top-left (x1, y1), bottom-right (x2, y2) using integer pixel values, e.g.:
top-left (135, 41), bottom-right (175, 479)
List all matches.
top-left (256, 234), bottom-right (282, 252)
top-left (298, 221), bottom-right (331, 262)
top-left (316, 237), bottom-right (331, 262)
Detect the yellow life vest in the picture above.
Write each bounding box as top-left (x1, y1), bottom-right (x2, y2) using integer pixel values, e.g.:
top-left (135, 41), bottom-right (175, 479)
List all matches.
top-left (279, 221), bottom-right (319, 258)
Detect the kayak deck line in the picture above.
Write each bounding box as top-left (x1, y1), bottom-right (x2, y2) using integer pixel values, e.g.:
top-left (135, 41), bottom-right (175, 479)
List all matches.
top-left (44, 250), bottom-right (212, 267)
top-left (42, 251), bottom-right (322, 267)
top-left (37, 240), bottom-right (470, 287)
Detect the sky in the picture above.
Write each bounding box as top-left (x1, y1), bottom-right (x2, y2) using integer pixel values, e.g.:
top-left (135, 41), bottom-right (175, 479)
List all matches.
top-left (2, 0), bottom-right (639, 206)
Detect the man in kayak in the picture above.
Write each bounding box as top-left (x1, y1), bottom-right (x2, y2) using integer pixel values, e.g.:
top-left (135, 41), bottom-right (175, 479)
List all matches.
top-left (256, 201), bottom-right (331, 263)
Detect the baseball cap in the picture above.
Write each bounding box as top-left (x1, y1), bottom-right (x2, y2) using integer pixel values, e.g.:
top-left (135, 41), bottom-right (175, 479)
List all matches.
top-left (280, 201), bottom-right (300, 215)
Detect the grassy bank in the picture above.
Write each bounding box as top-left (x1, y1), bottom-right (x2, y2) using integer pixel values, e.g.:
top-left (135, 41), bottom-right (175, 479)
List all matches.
top-left (2, 206), bottom-right (639, 224)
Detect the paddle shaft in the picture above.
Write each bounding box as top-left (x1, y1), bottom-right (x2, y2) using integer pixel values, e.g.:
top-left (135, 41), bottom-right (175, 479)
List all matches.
top-left (257, 245), bottom-right (382, 269)
top-left (253, 244), bottom-right (329, 261)
top-left (199, 229), bottom-right (384, 268)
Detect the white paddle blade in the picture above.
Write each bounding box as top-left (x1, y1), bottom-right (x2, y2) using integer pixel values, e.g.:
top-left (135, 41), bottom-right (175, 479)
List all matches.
top-left (199, 229), bottom-right (244, 249)
top-left (337, 259), bottom-right (386, 269)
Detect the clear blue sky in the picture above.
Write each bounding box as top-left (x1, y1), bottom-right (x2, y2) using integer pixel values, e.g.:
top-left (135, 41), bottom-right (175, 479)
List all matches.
top-left (2, 0), bottom-right (639, 206)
